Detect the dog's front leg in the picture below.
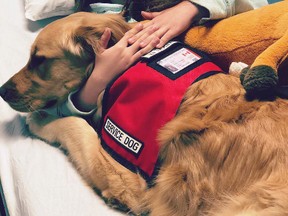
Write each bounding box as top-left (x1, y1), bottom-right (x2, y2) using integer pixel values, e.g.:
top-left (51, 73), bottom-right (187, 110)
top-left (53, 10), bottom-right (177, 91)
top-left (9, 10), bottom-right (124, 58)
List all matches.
top-left (27, 112), bottom-right (110, 190)
top-left (27, 112), bottom-right (147, 214)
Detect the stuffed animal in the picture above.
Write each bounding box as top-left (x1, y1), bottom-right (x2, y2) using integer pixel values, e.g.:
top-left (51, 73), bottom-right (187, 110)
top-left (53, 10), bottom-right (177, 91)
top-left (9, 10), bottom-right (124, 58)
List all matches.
top-left (183, 0), bottom-right (288, 99)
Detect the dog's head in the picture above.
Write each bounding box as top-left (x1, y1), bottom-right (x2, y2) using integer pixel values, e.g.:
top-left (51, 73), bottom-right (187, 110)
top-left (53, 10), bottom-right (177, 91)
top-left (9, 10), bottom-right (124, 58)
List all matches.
top-left (0, 12), bottom-right (131, 112)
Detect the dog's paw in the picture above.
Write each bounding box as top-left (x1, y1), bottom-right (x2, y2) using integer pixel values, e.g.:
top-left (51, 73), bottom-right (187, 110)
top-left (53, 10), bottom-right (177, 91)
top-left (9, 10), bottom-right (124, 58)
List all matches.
top-left (240, 65), bottom-right (278, 100)
top-left (102, 191), bottom-right (130, 213)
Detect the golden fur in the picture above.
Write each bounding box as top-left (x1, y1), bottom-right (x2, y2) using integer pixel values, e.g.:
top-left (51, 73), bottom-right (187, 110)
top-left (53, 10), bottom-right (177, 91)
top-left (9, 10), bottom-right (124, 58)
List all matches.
top-left (1, 12), bottom-right (288, 215)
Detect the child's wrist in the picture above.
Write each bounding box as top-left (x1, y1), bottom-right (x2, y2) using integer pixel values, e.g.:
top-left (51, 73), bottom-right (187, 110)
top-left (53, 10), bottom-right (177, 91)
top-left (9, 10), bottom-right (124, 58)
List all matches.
top-left (71, 90), bottom-right (96, 112)
top-left (72, 75), bottom-right (106, 112)
top-left (183, 1), bottom-right (209, 23)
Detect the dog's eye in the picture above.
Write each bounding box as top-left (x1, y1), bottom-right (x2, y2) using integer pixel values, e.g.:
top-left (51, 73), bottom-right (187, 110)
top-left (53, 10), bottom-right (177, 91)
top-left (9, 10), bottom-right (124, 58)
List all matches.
top-left (28, 55), bottom-right (46, 69)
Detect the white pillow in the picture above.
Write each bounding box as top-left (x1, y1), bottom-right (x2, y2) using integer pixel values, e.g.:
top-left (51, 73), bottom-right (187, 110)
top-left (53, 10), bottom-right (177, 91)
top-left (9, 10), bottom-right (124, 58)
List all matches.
top-left (24, 0), bottom-right (75, 21)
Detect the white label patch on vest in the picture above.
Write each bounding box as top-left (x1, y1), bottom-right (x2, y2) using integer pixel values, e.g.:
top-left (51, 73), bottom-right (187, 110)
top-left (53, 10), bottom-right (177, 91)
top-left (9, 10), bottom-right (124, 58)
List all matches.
top-left (104, 118), bottom-right (143, 155)
top-left (157, 48), bottom-right (201, 74)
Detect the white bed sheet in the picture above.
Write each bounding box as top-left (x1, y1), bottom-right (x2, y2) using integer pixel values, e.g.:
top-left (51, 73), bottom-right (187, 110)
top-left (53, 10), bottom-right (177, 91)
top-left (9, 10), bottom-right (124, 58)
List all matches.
top-left (0, 0), bottom-right (124, 215)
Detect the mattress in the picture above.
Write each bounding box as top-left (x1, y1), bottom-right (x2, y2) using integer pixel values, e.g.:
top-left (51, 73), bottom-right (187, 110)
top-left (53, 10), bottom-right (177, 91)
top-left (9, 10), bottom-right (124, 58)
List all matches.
top-left (0, 0), bottom-right (124, 215)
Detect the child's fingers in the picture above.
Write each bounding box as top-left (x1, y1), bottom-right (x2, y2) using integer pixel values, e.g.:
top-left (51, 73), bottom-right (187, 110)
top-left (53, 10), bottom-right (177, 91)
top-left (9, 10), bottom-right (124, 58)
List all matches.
top-left (99, 28), bottom-right (112, 52)
top-left (128, 28), bottom-right (160, 55)
top-left (139, 33), bottom-right (159, 48)
top-left (128, 22), bottom-right (155, 44)
top-left (139, 27), bottom-right (169, 48)
top-left (131, 37), bottom-right (160, 62)
top-left (156, 30), bottom-right (175, 48)
top-left (127, 23), bottom-right (144, 37)
top-left (141, 11), bottom-right (161, 20)
top-left (128, 24), bottom-right (160, 46)
top-left (119, 23), bottom-right (144, 46)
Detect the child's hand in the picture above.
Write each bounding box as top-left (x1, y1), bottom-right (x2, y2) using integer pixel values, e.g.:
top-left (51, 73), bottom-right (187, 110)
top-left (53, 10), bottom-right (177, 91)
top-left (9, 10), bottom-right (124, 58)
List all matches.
top-left (92, 24), bottom-right (159, 88)
top-left (73, 24), bottom-right (160, 112)
top-left (128, 1), bottom-right (201, 48)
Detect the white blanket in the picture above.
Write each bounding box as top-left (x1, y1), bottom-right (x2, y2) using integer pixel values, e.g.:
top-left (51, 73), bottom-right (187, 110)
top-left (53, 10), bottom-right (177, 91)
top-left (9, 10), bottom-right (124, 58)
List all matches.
top-left (0, 0), bottom-right (124, 215)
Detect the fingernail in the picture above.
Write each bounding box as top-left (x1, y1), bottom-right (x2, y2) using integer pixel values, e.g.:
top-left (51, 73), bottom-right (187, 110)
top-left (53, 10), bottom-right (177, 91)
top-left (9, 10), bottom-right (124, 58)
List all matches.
top-left (153, 38), bottom-right (160, 46)
top-left (152, 25), bottom-right (159, 31)
top-left (128, 38), bottom-right (135, 43)
top-left (137, 23), bottom-right (143, 28)
top-left (156, 43), bottom-right (162, 48)
top-left (140, 41), bottom-right (146, 47)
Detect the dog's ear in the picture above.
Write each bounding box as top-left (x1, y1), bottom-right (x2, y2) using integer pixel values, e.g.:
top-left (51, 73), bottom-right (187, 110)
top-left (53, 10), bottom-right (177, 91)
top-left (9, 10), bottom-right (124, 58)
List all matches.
top-left (70, 14), bottom-right (131, 60)
top-left (72, 26), bottom-right (103, 60)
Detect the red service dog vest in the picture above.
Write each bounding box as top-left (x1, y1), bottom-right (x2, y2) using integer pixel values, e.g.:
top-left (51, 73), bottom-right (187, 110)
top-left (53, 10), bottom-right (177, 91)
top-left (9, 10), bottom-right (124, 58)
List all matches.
top-left (100, 41), bottom-right (223, 182)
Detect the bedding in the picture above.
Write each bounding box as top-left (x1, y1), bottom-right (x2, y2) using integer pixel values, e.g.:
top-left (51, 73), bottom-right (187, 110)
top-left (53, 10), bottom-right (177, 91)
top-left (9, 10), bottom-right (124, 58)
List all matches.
top-left (0, 0), bottom-right (124, 215)
top-left (24, 0), bottom-right (75, 21)
top-left (1, 0), bottom-right (281, 215)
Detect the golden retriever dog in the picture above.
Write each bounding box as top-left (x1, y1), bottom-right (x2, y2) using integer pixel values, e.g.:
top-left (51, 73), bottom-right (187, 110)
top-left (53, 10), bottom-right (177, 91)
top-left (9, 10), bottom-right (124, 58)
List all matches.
top-left (1, 11), bottom-right (288, 216)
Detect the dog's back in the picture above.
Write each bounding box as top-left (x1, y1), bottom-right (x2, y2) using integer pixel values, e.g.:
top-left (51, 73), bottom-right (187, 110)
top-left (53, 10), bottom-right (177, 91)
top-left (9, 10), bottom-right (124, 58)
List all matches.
top-left (144, 73), bottom-right (288, 215)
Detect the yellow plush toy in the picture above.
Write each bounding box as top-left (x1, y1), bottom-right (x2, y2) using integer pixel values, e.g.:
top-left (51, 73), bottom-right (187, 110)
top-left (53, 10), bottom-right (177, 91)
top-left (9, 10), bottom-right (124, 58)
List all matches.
top-left (183, 0), bottom-right (288, 99)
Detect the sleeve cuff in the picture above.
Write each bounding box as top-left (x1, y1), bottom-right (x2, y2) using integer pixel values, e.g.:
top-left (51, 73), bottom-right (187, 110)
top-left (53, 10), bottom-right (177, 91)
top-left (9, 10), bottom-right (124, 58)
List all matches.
top-left (190, 0), bottom-right (231, 22)
top-left (65, 91), bottom-right (96, 117)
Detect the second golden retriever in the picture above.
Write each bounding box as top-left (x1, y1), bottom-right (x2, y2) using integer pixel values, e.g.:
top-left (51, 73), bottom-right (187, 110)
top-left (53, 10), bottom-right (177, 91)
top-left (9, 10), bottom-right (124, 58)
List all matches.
top-left (1, 11), bottom-right (288, 216)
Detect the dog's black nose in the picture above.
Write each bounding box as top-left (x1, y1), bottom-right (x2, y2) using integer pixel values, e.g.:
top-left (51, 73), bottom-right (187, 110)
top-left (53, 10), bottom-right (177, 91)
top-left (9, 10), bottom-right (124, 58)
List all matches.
top-left (0, 86), bottom-right (15, 102)
top-left (0, 86), bottom-right (6, 100)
